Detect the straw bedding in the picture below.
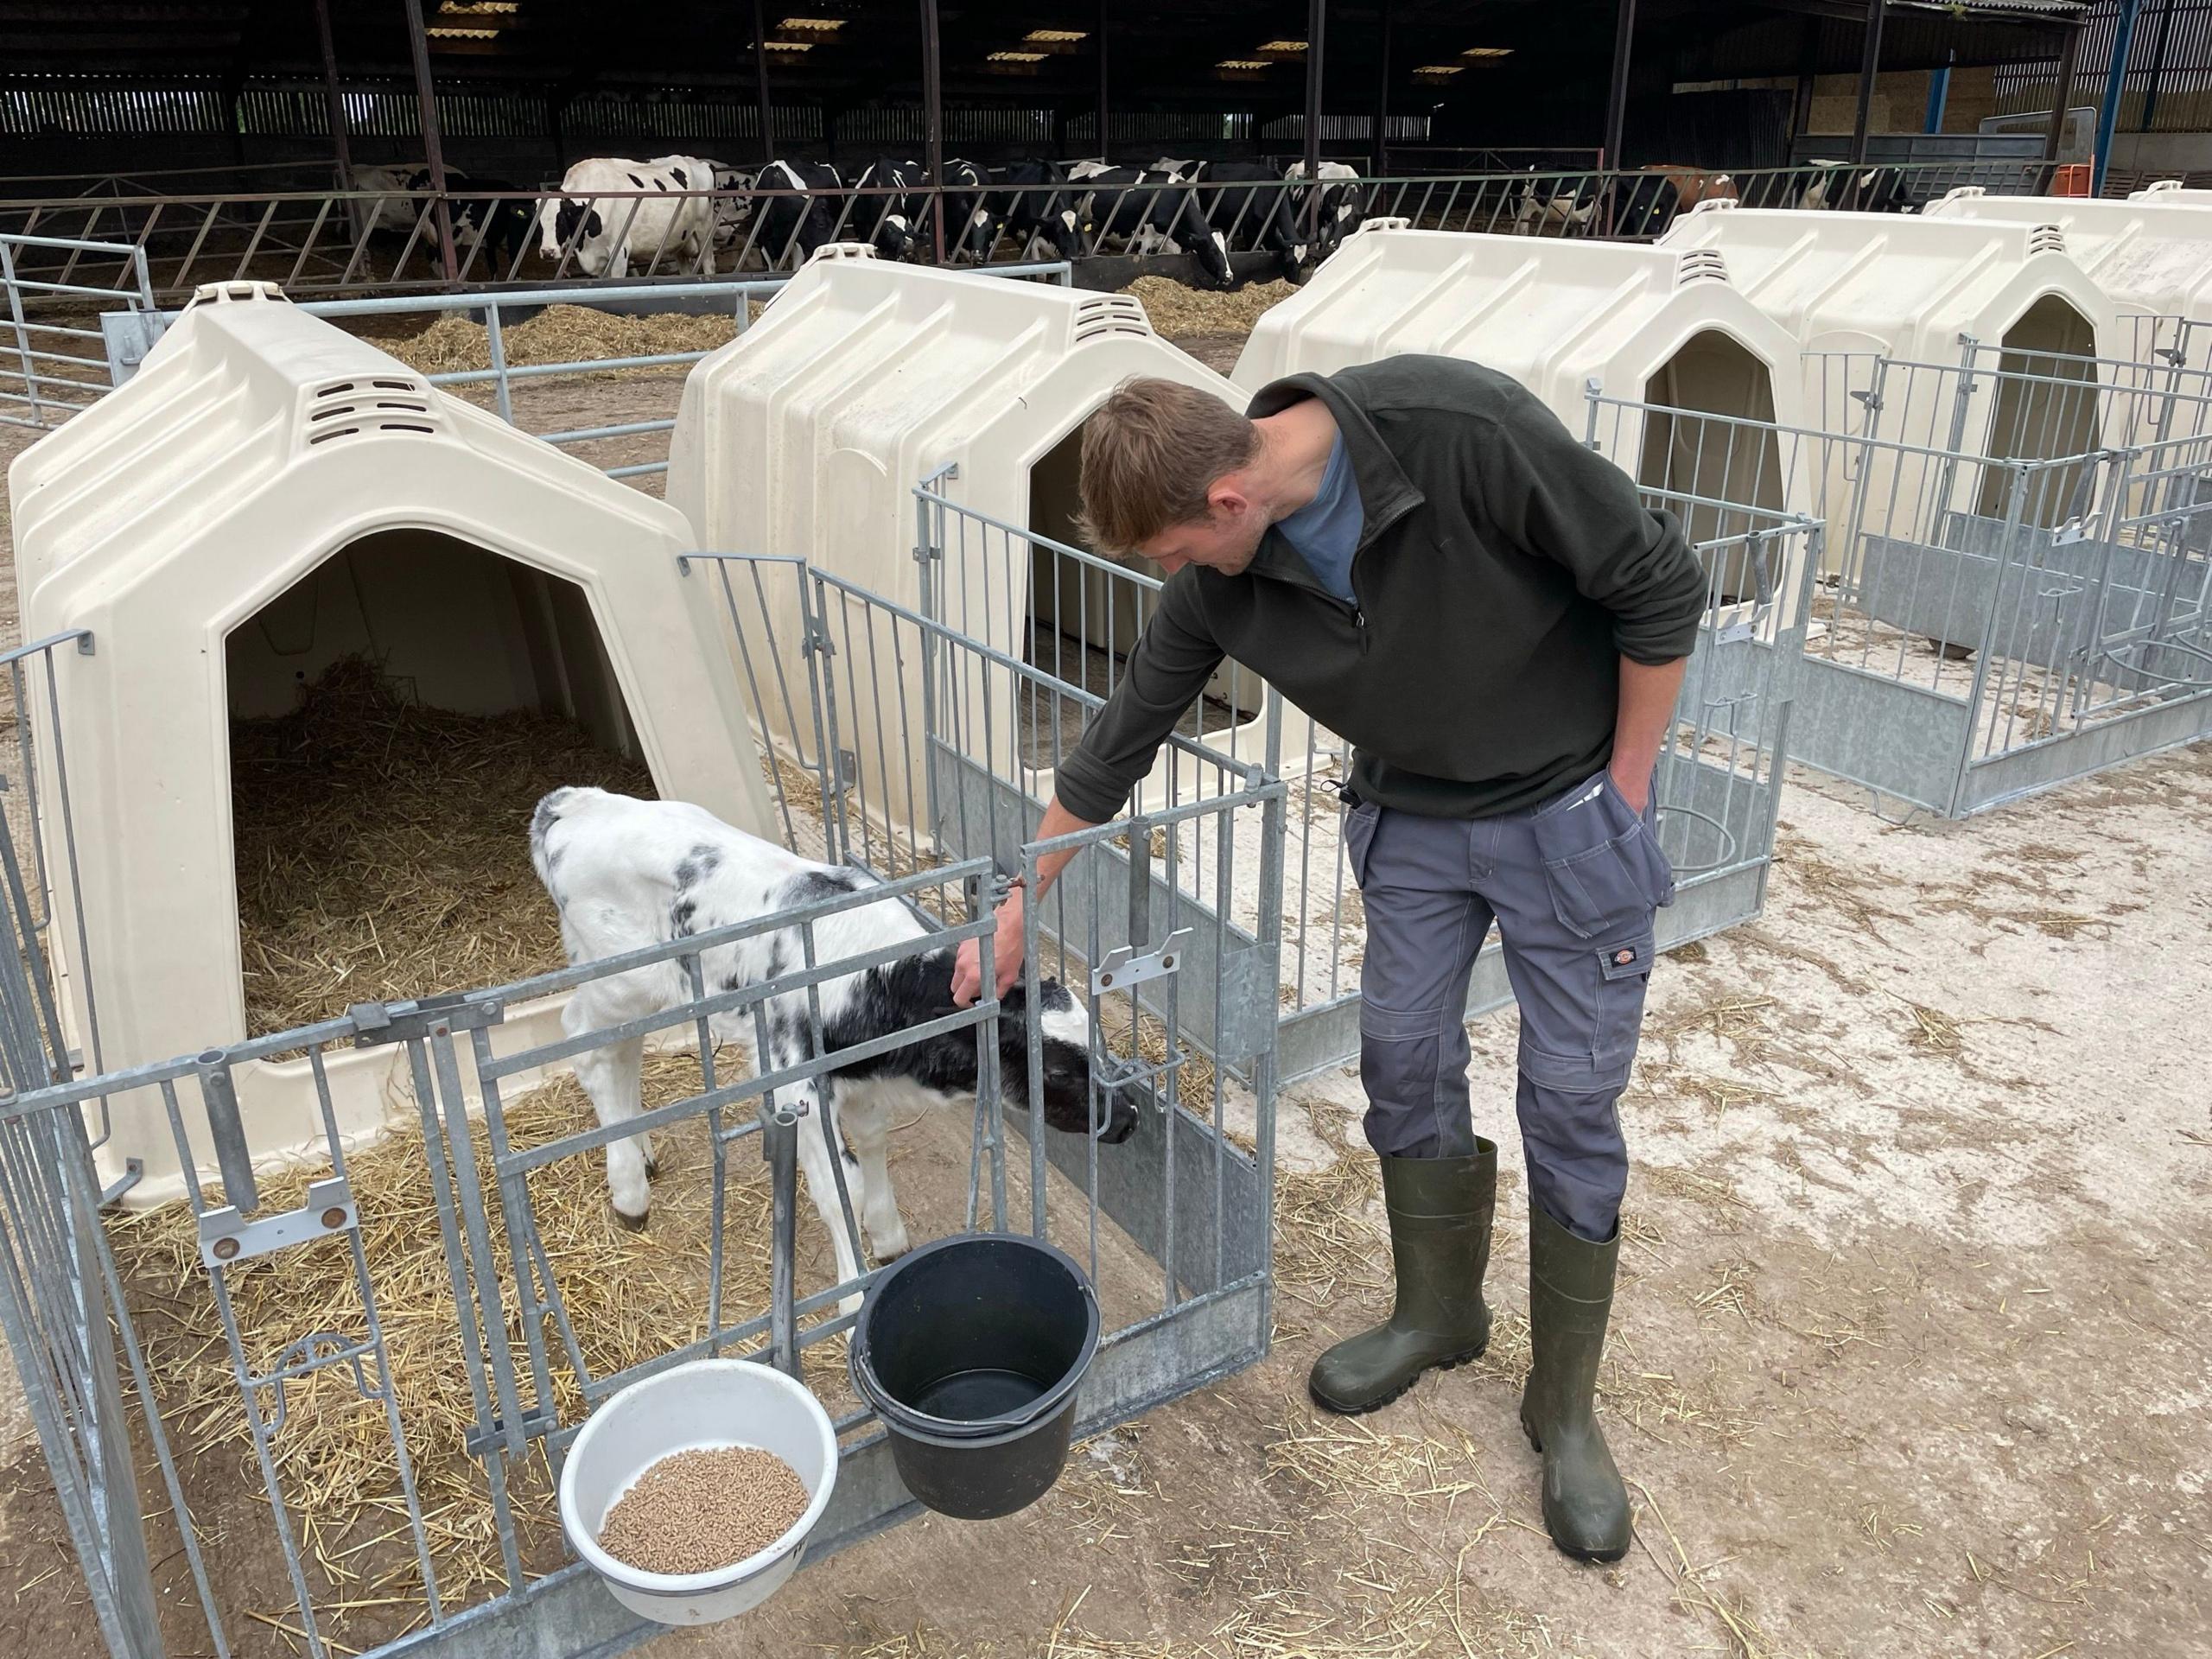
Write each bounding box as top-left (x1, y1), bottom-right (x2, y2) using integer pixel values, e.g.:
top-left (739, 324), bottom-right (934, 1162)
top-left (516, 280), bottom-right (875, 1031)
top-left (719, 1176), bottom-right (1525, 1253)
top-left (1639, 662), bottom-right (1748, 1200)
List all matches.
top-left (232, 655), bottom-right (652, 1037)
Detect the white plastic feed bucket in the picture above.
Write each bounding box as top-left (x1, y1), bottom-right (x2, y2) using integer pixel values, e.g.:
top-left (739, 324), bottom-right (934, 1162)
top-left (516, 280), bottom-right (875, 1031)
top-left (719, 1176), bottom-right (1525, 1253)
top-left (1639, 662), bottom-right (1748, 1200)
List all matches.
top-left (558, 1357), bottom-right (839, 1624)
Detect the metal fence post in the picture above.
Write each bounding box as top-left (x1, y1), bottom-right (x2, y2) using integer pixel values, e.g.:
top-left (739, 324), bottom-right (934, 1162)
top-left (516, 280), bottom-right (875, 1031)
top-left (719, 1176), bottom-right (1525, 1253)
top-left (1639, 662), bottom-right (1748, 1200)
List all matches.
top-left (482, 297), bottom-right (515, 425)
top-left (1948, 461), bottom-right (2032, 812)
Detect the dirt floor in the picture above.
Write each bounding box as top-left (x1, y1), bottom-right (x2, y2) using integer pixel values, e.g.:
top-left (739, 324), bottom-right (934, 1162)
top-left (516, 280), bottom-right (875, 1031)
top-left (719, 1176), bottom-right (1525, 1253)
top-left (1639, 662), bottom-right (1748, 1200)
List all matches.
top-left (2, 309), bottom-right (2209, 1658)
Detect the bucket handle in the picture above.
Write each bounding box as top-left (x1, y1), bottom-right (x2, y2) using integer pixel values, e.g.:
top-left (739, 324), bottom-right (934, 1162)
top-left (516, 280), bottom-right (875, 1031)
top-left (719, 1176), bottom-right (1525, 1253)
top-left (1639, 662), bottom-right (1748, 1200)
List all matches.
top-left (851, 1279), bottom-right (1101, 1439)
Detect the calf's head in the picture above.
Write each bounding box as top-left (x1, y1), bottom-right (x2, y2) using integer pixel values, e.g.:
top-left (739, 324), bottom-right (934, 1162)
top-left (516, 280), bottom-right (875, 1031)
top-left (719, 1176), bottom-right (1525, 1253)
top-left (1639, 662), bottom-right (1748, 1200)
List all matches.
top-left (996, 976), bottom-right (1135, 1144)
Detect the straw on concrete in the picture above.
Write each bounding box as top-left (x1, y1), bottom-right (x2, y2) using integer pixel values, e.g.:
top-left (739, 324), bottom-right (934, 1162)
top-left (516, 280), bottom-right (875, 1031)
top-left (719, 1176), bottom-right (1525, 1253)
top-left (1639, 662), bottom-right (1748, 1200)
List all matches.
top-left (232, 655), bottom-right (652, 1036)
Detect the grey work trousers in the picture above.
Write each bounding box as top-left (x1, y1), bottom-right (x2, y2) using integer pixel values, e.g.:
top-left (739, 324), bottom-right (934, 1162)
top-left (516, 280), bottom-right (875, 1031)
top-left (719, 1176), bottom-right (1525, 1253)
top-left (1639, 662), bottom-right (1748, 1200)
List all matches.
top-left (1343, 768), bottom-right (1675, 1242)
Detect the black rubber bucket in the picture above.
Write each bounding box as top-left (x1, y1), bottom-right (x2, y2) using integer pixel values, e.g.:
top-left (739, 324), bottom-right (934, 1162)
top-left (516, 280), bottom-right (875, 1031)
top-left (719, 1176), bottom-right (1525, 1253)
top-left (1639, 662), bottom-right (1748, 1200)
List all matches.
top-left (849, 1232), bottom-right (1100, 1521)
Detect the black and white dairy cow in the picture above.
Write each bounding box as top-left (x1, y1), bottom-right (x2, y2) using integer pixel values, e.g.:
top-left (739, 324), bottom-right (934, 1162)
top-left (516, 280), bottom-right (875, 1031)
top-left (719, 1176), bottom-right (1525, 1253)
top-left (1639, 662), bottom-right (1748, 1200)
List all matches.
top-left (749, 158), bottom-right (844, 265)
top-left (536, 154), bottom-right (721, 276)
top-left (988, 158), bottom-right (1084, 262)
top-left (531, 787), bottom-right (1127, 1305)
top-left (1511, 169), bottom-right (1603, 236)
top-left (448, 175), bottom-right (535, 273)
top-left (1068, 164), bottom-right (1232, 287)
top-left (1285, 159), bottom-right (1366, 251)
top-left (1797, 161), bottom-right (1914, 214)
top-left (350, 162), bottom-right (466, 237)
top-left (940, 158), bottom-right (996, 262)
top-left (1190, 160), bottom-right (1324, 282)
top-left (851, 157), bottom-right (930, 259)
top-left (700, 158), bottom-right (759, 251)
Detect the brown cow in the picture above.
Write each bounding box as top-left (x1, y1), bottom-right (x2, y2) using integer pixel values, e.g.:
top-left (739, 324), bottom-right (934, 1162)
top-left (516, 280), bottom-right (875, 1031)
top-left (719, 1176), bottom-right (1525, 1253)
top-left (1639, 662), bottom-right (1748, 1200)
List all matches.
top-left (1616, 165), bottom-right (1738, 237)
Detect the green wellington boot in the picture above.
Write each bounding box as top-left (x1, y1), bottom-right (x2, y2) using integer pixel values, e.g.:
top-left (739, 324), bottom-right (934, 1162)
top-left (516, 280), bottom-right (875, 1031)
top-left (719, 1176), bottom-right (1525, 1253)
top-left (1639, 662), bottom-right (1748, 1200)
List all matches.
top-left (1307, 1141), bottom-right (1497, 1414)
top-left (1520, 1205), bottom-right (1632, 1562)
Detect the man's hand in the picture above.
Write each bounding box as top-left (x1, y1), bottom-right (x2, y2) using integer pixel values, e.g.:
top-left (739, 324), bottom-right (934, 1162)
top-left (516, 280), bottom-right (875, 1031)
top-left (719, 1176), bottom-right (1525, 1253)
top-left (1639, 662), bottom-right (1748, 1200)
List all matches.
top-left (951, 885), bottom-right (1027, 1007)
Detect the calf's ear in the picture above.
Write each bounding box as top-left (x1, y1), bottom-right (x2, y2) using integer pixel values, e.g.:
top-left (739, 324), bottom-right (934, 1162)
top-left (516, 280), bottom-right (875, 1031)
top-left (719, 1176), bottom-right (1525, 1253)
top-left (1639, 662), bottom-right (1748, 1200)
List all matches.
top-left (585, 209), bottom-right (604, 238)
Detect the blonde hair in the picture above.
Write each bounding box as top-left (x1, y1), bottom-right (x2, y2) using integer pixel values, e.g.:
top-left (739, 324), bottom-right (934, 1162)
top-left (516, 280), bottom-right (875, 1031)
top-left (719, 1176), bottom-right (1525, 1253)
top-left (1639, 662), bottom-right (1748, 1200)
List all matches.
top-left (1077, 378), bottom-right (1258, 555)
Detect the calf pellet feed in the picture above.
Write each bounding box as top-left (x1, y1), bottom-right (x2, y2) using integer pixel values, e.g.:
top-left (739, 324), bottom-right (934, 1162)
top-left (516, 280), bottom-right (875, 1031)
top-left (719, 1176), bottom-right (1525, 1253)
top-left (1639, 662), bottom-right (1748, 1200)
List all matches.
top-left (595, 1444), bottom-right (812, 1575)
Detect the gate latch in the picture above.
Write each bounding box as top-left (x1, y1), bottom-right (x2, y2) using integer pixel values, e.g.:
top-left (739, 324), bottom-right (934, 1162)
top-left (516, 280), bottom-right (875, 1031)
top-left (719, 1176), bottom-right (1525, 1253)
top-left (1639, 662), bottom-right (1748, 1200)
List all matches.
top-left (1092, 928), bottom-right (1192, 995)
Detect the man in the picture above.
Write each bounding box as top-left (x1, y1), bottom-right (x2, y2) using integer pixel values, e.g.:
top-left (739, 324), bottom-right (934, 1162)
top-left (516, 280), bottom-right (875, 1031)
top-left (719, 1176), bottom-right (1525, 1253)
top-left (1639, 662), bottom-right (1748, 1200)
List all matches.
top-left (950, 357), bottom-right (1707, 1561)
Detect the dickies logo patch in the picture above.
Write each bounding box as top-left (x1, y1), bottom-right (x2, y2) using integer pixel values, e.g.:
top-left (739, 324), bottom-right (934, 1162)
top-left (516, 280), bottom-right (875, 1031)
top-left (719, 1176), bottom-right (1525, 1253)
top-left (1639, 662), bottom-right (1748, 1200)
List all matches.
top-left (1614, 947), bottom-right (1637, 967)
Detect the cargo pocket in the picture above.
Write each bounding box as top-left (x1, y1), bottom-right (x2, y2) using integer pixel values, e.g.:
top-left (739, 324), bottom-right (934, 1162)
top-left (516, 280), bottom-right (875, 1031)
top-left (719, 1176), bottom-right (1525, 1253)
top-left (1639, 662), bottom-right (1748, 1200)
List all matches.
top-left (1342, 800), bottom-right (1382, 889)
top-left (1532, 775), bottom-right (1672, 939)
top-left (1593, 932), bottom-right (1656, 1065)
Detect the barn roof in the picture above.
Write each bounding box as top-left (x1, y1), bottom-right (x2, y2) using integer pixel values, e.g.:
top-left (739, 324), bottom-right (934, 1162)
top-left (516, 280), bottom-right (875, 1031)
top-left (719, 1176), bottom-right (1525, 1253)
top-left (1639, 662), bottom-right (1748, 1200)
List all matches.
top-left (0, 1), bottom-right (2085, 105)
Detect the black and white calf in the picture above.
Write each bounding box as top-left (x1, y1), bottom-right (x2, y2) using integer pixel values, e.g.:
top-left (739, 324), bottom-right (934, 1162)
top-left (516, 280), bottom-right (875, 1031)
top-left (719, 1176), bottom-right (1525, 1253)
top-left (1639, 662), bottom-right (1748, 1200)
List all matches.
top-left (531, 787), bottom-right (1129, 1303)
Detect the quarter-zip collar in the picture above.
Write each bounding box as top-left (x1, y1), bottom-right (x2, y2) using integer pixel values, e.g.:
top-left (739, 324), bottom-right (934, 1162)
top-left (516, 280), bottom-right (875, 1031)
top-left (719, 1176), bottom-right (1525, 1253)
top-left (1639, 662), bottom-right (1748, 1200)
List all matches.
top-left (1243, 372), bottom-right (1426, 595)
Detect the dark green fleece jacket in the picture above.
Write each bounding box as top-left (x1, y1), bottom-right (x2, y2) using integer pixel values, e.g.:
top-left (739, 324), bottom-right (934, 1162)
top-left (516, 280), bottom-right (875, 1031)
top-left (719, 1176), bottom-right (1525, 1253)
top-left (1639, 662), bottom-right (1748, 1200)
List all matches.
top-left (1052, 354), bottom-right (1709, 821)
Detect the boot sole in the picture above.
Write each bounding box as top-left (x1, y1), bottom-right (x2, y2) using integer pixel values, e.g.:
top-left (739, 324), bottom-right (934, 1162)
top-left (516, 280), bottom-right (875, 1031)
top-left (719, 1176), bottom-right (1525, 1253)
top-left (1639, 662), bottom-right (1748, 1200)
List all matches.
top-left (1307, 1345), bottom-right (1484, 1416)
top-left (1550, 1535), bottom-right (1631, 1564)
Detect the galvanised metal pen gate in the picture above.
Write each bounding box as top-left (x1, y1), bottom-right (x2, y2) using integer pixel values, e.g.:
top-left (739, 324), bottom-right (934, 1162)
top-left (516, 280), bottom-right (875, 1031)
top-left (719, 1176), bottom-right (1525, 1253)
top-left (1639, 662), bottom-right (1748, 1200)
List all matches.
top-left (0, 553), bottom-right (1283, 1657)
top-left (1754, 346), bottom-right (2212, 816)
top-left (1, 229), bottom-right (156, 429)
top-left (911, 410), bottom-right (1823, 1082)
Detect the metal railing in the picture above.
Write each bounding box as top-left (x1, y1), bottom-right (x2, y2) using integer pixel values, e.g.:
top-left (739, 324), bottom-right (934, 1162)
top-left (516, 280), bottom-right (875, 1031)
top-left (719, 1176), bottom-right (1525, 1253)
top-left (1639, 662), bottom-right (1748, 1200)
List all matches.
top-left (0, 158), bottom-right (2067, 307)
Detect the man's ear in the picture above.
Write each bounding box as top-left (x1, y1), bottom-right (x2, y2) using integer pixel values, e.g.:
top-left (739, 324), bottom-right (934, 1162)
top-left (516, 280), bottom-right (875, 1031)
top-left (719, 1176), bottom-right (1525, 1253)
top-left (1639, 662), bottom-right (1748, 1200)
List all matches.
top-left (1207, 477), bottom-right (1253, 520)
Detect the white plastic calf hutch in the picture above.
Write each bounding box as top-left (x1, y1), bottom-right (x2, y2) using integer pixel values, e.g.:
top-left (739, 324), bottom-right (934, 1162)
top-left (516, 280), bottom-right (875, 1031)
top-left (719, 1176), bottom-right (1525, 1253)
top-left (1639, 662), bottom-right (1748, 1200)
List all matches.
top-left (1927, 184), bottom-right (2212, 367)
top-left (1656, 207), bottom-right (2212, 816)
top-left (1659, 202), bottom-right (2120, 575)
top-left (668, 245), bottom-right (1307, 829)
top-left (1232, 222), bottom-right (1819, 544)
top-left (7, 283), bottom-right (772, 1205)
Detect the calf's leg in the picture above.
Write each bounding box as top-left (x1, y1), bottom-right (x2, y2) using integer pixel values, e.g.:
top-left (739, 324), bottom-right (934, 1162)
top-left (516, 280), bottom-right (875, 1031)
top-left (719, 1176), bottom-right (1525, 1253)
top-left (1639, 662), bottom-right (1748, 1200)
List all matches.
top-left (565, 992), bottom-right (654, 1226)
